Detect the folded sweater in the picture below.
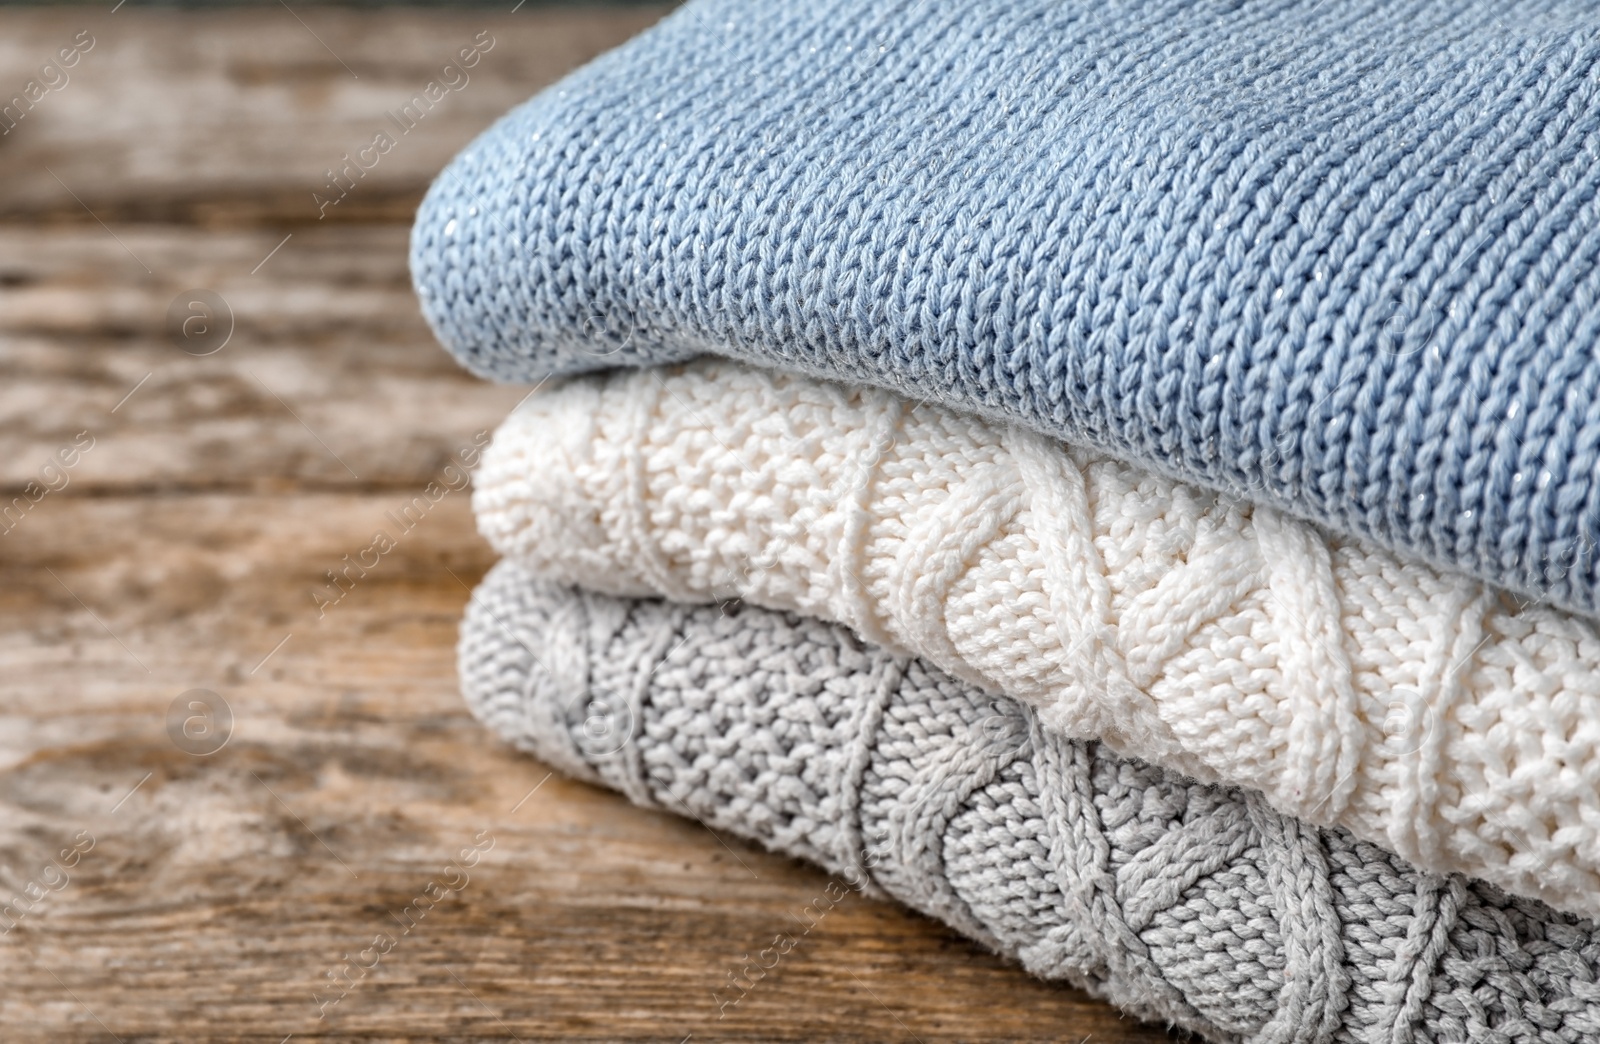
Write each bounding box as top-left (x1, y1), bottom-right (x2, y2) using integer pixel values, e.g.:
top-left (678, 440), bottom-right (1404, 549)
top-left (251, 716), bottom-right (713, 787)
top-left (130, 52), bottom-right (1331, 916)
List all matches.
top-left (414, 0), bottom-right (1600, 620)
top-left (474, 358), bottom-right (1600, 918)
top-left (461, 558), bottom-right (1600, 1044)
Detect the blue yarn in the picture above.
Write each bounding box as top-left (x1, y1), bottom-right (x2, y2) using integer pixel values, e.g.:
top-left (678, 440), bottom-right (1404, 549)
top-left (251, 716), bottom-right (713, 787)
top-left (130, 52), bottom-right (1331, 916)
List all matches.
top-left (412, 0), bottom-right (1600, 617)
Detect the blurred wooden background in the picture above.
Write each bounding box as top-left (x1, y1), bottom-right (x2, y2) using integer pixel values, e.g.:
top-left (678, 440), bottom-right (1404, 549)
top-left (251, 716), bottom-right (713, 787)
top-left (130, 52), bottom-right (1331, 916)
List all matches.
top-left (0, 6), bottom-right (1182, 1041)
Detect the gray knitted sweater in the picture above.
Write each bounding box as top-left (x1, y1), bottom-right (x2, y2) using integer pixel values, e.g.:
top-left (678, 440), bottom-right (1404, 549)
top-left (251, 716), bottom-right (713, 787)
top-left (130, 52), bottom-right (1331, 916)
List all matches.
top-left (460, 560), bottom-right (1600, 1044)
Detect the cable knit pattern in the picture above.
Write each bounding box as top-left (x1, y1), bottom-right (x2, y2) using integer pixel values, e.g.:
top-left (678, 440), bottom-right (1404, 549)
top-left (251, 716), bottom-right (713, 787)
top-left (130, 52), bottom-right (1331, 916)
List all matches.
top-left (414, 0), bottom-right (1600, 620)
top-left (474, 358), bottom-right (1600, 918)
top-left (461, 559), bottom-right (1600, 1044)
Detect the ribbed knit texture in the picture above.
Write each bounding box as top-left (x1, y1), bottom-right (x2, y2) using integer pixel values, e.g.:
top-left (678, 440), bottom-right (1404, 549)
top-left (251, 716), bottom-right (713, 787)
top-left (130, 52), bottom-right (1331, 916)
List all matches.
top-left (414, 0), bottom-right (1600, 620)
top-left (461, 559), bottom-right (1600, 1044)
top-left (473, 358), bottom-right (1600, 918)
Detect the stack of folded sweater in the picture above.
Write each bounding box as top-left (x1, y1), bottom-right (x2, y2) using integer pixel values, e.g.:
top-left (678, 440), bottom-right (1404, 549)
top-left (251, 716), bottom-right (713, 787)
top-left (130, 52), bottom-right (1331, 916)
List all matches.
top-left (412, 1), bottom-right (1600, 1039)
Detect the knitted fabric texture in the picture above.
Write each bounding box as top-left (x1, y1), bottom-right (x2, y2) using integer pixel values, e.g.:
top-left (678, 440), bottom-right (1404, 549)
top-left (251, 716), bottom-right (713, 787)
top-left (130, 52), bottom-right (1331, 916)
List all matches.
top-left (413, 0), bottom-right (1600, 620)
top-left (461, 558), bottom-right (1600, 1044)
top-left (474, 358), bottom-right (1600, 919)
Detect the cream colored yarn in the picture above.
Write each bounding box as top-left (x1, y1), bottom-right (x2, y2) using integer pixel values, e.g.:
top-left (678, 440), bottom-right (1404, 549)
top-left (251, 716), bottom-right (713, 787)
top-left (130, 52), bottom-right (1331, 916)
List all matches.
top-left (474, 358), bottom-right (1600, 918)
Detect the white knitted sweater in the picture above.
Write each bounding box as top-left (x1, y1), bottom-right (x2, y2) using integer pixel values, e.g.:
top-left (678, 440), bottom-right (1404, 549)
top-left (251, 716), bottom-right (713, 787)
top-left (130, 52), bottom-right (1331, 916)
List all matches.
top-left (475, 359), bottom-right (1600, 917)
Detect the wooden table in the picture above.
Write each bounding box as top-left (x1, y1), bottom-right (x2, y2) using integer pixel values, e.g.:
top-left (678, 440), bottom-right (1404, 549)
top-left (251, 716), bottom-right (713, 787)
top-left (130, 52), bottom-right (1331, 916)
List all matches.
top-left (0, 7), bottom-right (1183, 1041)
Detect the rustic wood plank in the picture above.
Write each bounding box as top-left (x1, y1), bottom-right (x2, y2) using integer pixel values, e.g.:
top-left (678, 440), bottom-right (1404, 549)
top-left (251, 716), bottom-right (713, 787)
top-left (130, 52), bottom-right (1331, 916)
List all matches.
top-left (0, 7), bottom-right (1186, 1041)
top-left (0, 225), bottom-right (528, 492)
top-left (0, 6), bottom-right (670, 223)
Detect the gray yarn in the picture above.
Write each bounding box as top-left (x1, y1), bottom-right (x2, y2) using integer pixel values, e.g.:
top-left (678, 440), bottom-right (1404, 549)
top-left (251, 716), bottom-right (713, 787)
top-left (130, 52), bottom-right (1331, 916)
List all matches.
top-left (460, 560), bottom-right (1600, 1044)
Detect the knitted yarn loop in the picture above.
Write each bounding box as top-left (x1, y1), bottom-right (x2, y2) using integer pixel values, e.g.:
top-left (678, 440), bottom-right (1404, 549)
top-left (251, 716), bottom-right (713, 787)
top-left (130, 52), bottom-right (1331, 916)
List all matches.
top-left (413, 0), bottom-right (1600, 619)
top-left (461, 561), bottom-right (1600, 1044)
top-left (473, 359), bottom-right (1600, 919)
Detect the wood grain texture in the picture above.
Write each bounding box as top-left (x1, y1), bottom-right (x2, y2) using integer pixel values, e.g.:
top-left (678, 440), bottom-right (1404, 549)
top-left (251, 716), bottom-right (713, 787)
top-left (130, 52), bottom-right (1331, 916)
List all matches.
top-left (0, 6), bottom-right (666, 224)
top-left (0, 8), bottom-right (1185, 1042)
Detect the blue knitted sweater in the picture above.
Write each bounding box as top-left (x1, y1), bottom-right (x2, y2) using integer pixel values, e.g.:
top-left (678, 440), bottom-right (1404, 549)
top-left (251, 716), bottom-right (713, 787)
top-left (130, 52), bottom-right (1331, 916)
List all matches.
top-left (412, 0), bottom-right (1600, 616)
